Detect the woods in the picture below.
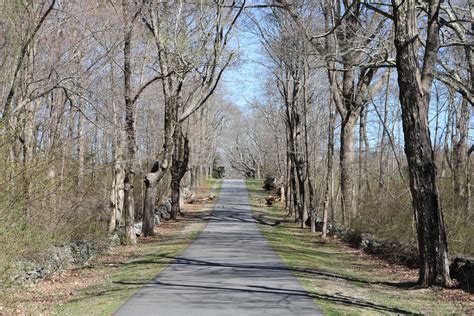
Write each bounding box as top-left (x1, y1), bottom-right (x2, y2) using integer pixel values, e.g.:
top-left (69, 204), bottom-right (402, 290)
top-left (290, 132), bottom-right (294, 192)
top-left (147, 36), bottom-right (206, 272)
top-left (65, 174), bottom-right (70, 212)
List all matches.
top-left (236, 0), bottom-right (472, 287)
top-left (0, 0), bottom-right (234, 283)
top-left (0, 0), bottom-right (472, 296)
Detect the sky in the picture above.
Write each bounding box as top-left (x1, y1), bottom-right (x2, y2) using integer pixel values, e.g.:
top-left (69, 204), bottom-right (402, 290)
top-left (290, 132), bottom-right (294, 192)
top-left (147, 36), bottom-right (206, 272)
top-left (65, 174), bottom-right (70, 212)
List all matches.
top-left (218, 9), bottom-right (473, 150)
top-left (221, 15), bottom-right (267, 111)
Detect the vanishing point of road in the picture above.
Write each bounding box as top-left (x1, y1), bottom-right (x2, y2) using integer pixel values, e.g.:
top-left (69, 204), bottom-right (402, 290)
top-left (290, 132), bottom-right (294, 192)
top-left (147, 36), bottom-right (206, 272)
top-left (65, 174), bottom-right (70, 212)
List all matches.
top-left (115, 179), bottom-right (323, 315)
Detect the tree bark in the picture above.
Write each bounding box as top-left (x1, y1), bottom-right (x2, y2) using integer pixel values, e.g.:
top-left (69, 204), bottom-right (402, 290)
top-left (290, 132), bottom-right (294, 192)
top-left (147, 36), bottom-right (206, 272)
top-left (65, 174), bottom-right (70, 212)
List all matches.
top-left (322, 98), bottom-right (336, 238)
top-left (358, 106), bottom-right (372, 204)
top-left (170, 128), bottom-right (190, 220)
top-left (141, 90), bottom-right (179, 236)
top-left (109, 158), bottom-right (124, 233)
top-left (76, 98), bottom-right (85, 189)
top-left (378, 69), bottom-right (391, 198)
top-left (108, 63), bottom-right (123, 234)
top-left (452, 98), bottom-right (469, 199)
top-left (393, 0), bottom-right (450, 287)
top-left (285, 129), bottom-right (293, 215)
top-left (122, 3), bottom-right (137, 245)
top-left (339, 113), bottom-right (357, 225)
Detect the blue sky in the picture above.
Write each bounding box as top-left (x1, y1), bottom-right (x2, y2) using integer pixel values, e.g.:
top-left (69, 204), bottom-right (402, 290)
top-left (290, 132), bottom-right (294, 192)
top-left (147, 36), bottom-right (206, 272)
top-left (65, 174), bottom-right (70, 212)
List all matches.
top-left (219, 13), bottom-right (473, 150)
top-left (222, 21), bottom-right (266, 110)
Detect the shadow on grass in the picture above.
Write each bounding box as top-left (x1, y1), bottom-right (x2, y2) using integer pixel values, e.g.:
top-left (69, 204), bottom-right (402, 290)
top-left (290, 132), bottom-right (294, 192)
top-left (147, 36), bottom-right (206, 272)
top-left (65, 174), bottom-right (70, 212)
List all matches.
top-left (62, 284), bottom-right (143, 306)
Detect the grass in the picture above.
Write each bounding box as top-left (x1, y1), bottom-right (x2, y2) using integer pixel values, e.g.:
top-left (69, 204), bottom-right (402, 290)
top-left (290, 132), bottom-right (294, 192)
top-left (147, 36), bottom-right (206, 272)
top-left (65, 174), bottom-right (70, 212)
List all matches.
top-left (53, 225), bottom-right (205, 315)
top-left (1, 178), bottom-right (222, 315)
top-left (202, 177), bottom-right (224, 196)
top-left (245, 179), bottom-right (471, 315)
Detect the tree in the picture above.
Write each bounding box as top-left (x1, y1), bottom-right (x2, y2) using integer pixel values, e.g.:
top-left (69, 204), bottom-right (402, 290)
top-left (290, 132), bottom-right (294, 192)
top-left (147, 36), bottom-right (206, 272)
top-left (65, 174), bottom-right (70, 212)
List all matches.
top-left (121, 1), bottom-right (169, 243)
top-left (276, 0), bottom-right (391, 224)
top-left (141, 1), bottom-right (244, 234)
top-left (392, 0), bottom-right (450, 286)
top-left (121, 0), bottom-right (139, 245)
top-left (1, 0), bottom-right (56, 127)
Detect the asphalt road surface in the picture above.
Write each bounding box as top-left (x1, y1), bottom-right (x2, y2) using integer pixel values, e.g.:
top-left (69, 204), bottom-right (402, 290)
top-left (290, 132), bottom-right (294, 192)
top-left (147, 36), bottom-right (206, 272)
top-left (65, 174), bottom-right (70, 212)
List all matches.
top-left (114, 179), bottom-right (322, 316)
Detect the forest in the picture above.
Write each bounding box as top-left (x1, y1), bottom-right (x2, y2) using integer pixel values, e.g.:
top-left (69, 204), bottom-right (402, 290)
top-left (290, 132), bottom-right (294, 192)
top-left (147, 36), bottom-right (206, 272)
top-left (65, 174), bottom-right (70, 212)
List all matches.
top-left (0, 0), bottom-right (473, 312)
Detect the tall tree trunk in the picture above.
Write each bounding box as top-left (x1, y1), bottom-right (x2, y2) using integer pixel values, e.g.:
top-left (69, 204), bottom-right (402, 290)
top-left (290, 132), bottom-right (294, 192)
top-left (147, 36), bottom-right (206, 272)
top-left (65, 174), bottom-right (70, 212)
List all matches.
top-left (295, 157), bottom-right (306, 227)
top-left (122, 7), bottom-right (137, 245)
top-left (467, 146), bottom-right (472, 214)
top-left (292, 159), bottom-right (299, 223)
top-left (301, 62), bottom-right (312, 231)
top-left (393, 0), bottom-right (450, 287)
top-left (339, 113), bottom-right (357, 225)
top-left (141, 87), bottom-right (179, 236)
top-left (452, 98), bottom-right (469, 199)
top-left (108, 63), bottom-right (123, 233)
top-left (109, 118), bottom-right (125, 234)
top-left (76, 98), bottom-right (85, 190)
top-left (288, 122), bottom-right (300, 223)
top-left (308, 177), bottom-right (315, 233)
top-left (170, 128), bottom-right (189, 220)
top-left (379, 69), bottom-right (391, 198)
top-left (285, 129), bottom-right (293, 215)
top-left (358, 106), bottom-right (372, 205)
top-left (109, 156), bottom-right (125, 233)
top-left (322, 99), bottom-right (336, 238)
top-left (20, 100), bottom-right (35, 220)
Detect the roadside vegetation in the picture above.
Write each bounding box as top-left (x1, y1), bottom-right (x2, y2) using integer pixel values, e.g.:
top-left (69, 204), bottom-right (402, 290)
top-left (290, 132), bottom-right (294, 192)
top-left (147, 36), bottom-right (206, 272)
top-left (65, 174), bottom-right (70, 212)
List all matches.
top-left (0, 179), bottom-right (221, 315)
top-left (0, 0), bottom-right (235, 291)
top-left (1, 0), bottom-right (472, 309)
top-left (246, 179), bottom-right (473, 315)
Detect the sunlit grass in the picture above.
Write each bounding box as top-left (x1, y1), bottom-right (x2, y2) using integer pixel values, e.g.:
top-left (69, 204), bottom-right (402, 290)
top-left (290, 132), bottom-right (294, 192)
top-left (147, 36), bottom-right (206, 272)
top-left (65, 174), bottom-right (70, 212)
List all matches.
top-left (0, 177), bottom-right (221, 315)
top-left (246, 179), bottom-right (467, 315)
top-left (54, 226), bottom-right (205, 315)
top-left (54, 178), bottom-right (221, 315)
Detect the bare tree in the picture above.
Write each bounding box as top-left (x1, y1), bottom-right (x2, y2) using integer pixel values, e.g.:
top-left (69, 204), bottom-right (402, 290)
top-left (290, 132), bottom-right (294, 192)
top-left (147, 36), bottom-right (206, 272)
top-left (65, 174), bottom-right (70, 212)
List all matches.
top-left (391, 0), bottom-right (451, 286)
top-left (141, 1), bottom-right (243, 234)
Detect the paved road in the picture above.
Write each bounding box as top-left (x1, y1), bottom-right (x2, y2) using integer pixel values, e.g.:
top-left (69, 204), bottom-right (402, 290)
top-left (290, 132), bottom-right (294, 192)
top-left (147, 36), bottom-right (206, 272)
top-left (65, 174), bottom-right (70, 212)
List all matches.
top-left (115, 179), bottom-right (322, 315)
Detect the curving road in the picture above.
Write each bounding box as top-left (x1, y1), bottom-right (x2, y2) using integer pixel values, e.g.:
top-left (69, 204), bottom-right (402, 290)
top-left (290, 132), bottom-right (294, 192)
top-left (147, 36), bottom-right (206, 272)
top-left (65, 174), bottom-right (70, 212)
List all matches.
top-left (114, 179), bottom-right (322, 315)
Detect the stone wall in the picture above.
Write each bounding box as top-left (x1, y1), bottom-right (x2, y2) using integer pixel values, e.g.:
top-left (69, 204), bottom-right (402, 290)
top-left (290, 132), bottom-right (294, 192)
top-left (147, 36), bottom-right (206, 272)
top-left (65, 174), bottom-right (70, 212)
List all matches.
top-left (320, 220), bottom-right (419, 267)
top-left (7, 192), bottom-right (191, 288)
top-left (8, 236), bottom-right (118, 287)
top-left (317, 219), bottom-right (473, 289)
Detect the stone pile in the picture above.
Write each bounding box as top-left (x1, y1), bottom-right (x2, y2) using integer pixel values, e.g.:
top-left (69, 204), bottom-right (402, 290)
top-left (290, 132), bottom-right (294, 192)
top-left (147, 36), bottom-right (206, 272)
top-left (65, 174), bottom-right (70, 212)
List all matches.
top-left (450, 256), bottom-right (474, 290)
top-left (263, 176), bottom-right (283, 193)
top-left (314, 218), bottom-right (474, 287)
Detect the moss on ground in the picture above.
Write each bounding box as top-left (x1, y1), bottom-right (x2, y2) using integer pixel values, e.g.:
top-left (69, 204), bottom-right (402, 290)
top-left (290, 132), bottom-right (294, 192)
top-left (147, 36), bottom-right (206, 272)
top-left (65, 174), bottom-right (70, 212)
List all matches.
top-left (246, 179), bottom-right (470, 315)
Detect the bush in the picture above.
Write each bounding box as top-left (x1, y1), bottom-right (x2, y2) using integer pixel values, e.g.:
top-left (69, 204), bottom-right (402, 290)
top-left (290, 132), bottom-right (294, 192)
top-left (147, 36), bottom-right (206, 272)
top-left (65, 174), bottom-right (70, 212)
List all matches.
top-left (0, 152), bottom-right (109, 287)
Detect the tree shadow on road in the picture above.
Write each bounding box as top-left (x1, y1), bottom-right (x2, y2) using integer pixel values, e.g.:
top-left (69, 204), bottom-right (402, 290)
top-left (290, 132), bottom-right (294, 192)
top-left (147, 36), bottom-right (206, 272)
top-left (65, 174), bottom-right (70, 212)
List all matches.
top-left (153, 255), bottom-right (417, 289)
top-left (113, 278), bottom-right (419, 315)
